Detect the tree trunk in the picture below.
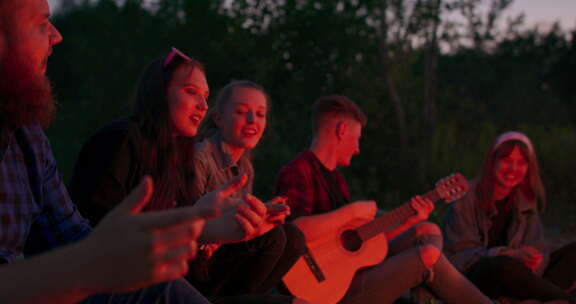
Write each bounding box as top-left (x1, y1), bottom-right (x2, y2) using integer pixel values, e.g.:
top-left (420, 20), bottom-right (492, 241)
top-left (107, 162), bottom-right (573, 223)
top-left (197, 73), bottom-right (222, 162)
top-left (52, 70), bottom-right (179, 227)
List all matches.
top-left (423, 0), bottom-right (441, 129)
top-left (379, 0), bottom-right (409, 149)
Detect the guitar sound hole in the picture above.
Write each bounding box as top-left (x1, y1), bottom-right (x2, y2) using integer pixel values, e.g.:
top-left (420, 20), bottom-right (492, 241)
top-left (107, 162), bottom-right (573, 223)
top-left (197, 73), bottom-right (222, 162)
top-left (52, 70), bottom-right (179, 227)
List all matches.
top-left (340, 230), bottom-right (362, 252)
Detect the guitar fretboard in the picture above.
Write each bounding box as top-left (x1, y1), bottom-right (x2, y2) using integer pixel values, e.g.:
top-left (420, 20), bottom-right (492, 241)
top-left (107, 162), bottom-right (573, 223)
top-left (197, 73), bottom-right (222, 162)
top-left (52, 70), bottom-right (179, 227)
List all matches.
top-left (355, 189), bottom-right (441, 241)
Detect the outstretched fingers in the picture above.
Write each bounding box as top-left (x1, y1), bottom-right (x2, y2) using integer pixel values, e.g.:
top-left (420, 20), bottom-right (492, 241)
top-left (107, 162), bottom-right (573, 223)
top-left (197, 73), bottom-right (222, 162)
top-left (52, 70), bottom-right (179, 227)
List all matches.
top-left (243, 193), bottom-right (267, 217)
top-left (138, 207), bottom-right (204, 230)
top-left (237, 204), bottom-right (265, 228)
top-left (217, 173), bottom-right (248, 198)
top-left (114, 176), bottom-right (155, 215)
top-left (235, 213), bottom-right (256, 239)
top-left (157, 242), bottom-right (198, 264)
top-left (151, 218), bottom-right (205, 249)
top-left (155, 259), bottom-right (190, 283)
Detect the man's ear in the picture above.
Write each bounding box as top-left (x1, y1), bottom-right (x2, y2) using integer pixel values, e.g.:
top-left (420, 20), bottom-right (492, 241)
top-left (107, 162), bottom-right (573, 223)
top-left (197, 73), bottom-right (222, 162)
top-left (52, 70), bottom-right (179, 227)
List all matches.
top-left (335, 121), bottom-right (347, 140)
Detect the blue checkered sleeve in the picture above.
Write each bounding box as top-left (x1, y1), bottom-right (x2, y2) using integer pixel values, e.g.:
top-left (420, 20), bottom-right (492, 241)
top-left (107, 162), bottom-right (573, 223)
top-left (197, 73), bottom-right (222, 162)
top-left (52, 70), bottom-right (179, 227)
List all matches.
top-left (18, 126), bottom-right (92, 256)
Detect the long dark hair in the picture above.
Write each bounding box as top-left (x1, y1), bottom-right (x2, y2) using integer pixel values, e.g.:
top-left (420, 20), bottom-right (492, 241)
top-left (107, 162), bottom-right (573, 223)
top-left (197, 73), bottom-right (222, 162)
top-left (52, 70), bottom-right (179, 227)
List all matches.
top-left (475, 138), bottom-right (546, 213)
top-left (130, 52), bottom-right (205, 210)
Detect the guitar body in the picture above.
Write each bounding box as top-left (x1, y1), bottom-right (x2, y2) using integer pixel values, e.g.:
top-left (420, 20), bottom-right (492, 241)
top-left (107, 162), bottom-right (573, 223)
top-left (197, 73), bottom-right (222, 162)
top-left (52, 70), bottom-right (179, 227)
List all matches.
top-left (282, 173), bottom-right (469, 304)
top-left (283, 216), bottom-right (388, 304)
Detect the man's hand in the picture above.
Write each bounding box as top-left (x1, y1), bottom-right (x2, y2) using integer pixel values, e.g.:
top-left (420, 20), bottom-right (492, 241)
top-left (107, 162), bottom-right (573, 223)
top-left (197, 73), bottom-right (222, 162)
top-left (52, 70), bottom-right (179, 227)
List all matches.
top-left (500, 245), bottom-right (544, 272)
top-left (80, 176), bottom-right (210, 295)
top-left (406, 195), bottom-right (434, 226)
top-left (384, 196), bottom-right (433, 240)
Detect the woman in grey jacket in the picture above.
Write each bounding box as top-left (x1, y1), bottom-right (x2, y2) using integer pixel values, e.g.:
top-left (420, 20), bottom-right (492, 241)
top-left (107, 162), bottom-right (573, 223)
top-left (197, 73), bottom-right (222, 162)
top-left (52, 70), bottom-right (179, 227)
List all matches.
top-left (443, 131), bottom-right (576, 303)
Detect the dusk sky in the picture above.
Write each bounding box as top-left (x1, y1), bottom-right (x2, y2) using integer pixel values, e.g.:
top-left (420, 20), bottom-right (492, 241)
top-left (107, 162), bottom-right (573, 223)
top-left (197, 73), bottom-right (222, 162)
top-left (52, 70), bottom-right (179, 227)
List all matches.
top-left (506, 0), bottom-right (576, 30)
top-left (48, 0), bottom-right (576, 30)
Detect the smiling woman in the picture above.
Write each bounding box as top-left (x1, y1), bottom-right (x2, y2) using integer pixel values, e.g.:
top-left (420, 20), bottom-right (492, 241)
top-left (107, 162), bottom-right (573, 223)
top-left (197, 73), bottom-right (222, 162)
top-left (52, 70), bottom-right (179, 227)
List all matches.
top-left (443, 131), bottom-right (576, 303)
top-left (215, 86), bottom-right (268, 151)
top-left (165, 55), bottom-right (209, 138)
top-left (69, 48), bottom-right (208, 219)
top-left (187, 80), bottom-right (306, 302)
top-left (68, 56), bottom-right (304, 303)
top-left (191, 81), bottom-right (271, 204)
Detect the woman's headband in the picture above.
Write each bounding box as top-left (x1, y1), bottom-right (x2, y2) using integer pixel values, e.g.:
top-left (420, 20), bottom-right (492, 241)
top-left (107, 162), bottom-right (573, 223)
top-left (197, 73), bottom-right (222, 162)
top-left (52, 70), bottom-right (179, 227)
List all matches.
top-left (493, 131), bottom-right (534, 154)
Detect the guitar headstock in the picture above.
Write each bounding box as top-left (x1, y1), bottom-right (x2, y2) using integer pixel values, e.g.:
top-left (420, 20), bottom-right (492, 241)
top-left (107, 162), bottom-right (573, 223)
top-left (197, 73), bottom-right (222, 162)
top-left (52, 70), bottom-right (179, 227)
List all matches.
top-left (435, 173), bottom-right (470, 203)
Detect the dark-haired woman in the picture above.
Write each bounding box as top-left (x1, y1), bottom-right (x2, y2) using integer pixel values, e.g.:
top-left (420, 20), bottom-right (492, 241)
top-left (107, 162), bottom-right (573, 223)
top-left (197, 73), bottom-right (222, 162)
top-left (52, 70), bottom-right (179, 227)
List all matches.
top-left (69, 49), bottom-right (294, 303)
top-left (444, 131), bottom-right (576, 303)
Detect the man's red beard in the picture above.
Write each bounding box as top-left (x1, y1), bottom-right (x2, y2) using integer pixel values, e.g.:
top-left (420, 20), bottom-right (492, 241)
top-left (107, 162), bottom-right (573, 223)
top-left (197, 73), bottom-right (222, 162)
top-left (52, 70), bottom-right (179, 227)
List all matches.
top-left (0, 46), bottom-right (56, 130)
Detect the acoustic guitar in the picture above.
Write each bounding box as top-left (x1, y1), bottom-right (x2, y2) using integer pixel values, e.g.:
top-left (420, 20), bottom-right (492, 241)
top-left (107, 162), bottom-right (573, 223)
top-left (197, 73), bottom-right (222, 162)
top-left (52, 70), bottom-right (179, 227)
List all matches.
top-left (282, 173), bottom-right (469, 304)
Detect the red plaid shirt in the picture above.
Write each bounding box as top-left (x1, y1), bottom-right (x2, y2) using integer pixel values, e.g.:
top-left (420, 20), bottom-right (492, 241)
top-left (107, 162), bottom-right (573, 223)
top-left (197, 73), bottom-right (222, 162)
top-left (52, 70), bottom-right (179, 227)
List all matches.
top-left (275, 150), bottom-right (350, 218)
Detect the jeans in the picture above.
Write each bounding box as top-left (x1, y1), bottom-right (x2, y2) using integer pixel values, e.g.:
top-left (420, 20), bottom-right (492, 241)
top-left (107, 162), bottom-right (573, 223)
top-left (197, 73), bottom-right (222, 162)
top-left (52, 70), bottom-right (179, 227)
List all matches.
top-left (340, 222), bottom-right (492, 304)
top-left (466, 242), bottom-right (576, 301)
top-left (188, 224), bottom-right (306, 299)
top-left (80, 279), bottom-right (210, 304)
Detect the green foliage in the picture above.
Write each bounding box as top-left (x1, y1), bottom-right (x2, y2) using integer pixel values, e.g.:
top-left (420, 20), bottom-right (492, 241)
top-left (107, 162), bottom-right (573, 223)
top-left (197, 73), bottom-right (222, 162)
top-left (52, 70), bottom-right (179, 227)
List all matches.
top-left (47, 0), bottom-right (576, 228)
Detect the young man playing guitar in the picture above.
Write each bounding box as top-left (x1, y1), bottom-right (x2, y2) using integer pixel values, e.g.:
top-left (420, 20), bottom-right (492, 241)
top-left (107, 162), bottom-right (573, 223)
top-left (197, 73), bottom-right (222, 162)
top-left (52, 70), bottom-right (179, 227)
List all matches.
top-left (275, 95), bottom-right (492, 304)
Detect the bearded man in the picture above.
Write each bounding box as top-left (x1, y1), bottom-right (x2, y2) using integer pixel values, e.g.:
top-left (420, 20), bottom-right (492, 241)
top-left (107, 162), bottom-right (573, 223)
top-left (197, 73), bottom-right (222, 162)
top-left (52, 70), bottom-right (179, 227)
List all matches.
top-left (0, 0), bottom-right (238, 302)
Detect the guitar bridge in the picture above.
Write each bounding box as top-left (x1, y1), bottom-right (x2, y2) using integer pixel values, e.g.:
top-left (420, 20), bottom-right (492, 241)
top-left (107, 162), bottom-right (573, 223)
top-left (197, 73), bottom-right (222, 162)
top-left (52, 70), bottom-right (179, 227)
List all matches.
top-left (303, 248), bottom-right (326, 282)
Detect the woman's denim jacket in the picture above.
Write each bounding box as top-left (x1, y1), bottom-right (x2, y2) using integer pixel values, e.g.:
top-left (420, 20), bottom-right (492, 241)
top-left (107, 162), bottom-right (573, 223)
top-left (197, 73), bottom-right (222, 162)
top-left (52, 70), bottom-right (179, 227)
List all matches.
top-left (443, 182), bottom-right (549, 275)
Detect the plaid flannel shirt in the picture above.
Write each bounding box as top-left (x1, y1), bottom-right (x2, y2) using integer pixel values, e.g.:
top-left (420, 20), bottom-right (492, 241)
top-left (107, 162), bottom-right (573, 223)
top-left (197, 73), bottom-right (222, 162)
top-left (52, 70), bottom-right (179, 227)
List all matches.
top-left (275, 150), bottom-right (350, 218)
top-left (0, 125), bottom-right (91, 263)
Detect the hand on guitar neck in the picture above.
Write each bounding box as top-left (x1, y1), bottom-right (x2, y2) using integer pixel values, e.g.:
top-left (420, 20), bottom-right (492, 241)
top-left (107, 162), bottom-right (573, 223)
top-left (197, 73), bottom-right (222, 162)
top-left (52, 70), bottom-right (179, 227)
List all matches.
top-left (385, 195), bottom-right (434, 240)
top-left (293, 196), bottom-right (433, 243)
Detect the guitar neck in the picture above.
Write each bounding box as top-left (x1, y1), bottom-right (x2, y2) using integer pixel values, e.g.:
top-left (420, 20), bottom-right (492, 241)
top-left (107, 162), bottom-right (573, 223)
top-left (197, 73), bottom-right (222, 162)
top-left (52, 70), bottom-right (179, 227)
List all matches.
top-left (355, 189), bottom-right (441, 241)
